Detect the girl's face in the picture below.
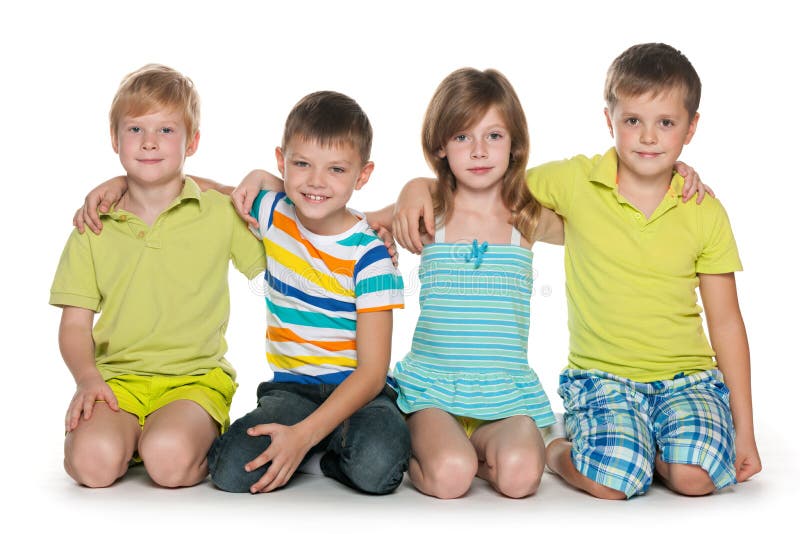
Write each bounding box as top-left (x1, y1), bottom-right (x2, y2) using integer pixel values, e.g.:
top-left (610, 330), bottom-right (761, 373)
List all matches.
top-left (438, 106), bottom-right (511, 194)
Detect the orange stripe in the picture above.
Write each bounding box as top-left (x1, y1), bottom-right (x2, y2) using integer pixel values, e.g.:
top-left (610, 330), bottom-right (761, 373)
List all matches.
top-left (268, 326), bottom-right (356, 351)
top-left (273, 211), bottom-right (355, 274)
top-left (357, 304), bottom-right (404, 313)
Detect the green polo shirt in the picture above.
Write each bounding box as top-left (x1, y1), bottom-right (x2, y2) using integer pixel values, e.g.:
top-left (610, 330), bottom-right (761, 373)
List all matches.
top-left (50, 178), bottom-right (266, 381)
top-left (527, 148), bottom-right (742, 381)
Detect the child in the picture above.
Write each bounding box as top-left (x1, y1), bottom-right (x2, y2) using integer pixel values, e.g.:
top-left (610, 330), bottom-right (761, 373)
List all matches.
top-left (206, 91), bottom-right (410, 494)
top-left (49, 64), bottom-right (266, 488)
top-left (376, 68), bottom-right (564, 499)
top-left (395, 43), bottom-right (761, 499)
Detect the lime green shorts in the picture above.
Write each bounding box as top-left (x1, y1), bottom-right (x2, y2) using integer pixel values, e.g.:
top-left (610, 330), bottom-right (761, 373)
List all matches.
top-left (106, 367), bottom-right (237, 432)
top-left (454, 415), bottom-right (489, 438)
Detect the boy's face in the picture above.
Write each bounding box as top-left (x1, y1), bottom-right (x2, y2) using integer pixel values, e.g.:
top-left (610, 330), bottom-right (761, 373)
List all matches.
top-left (605, 88), bottom-right (698, 184)
top-left (276, 136), bottom-right (373, 235)
top-left (437, 106), bottom-right (512, 194)
top-left (112, 107), bottom-right (199, 186)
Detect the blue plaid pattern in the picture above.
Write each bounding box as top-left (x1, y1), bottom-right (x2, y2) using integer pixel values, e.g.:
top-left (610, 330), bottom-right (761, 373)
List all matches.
top-left (559, 368), bottom-right (737, 498)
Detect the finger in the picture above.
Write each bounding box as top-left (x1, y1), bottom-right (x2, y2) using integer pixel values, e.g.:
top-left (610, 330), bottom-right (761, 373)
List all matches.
top-left (695, 184), bottom-right (706, 204)
top-left (698, 185), bottom-right (716, 203)
top-left (250, 460), bottom-right (281, 493)
top-left (74, 209), bottom-right (86, 235)
top-left (422, 200), bottom-right (435, 237)
top-left (102, 390), bottom-right (119, 411)
top-left (263, 463), bottom-right (293, 493)
top-left (87, 212), bottom-right (102, 235)
top-left (66, 401), bottom-right (82, 431)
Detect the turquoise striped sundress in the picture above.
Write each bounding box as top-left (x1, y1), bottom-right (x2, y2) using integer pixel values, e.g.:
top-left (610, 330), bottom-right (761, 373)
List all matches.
top-left (393, 226), bottom-right (555, 428)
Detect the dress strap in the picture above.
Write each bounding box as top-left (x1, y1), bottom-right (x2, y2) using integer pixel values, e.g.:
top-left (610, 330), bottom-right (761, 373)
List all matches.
top-left (510, 226), bottom-right (521, 246)
top-left (434, 216), bottom-right (445, 243)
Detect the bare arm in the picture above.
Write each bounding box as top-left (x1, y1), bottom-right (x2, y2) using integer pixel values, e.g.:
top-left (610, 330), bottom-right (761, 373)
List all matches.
top-left (59, 306), bottom-right (118, 431)
top-left (392, 178), bottom-right (436, 254)
top-left (699, 273), bottom-right (761, 482)
top-left (244, 310), bottom-right (393, 493)
top-left (532, 207), bottom-right (564, 245)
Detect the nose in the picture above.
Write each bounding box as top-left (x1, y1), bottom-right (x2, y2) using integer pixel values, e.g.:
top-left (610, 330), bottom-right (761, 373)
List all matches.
top-left (307, 168), bottom-right (325, 187)
top-left (639, 124), bottom-right (657, 145)
top-left (141, 131), bottom-right (157, 150)
top-left (471, 138), bottom-right (488, 159)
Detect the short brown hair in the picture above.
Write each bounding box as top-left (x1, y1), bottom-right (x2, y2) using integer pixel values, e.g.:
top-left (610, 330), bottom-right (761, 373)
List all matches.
top-left (422, 68), bottom-right (540, 241)
top-left (282, 91), bottom-right (372, 164)
top-left (605, 43), bottom-right (701, 117)
top-left (109, 64), bottom-right (200, 139)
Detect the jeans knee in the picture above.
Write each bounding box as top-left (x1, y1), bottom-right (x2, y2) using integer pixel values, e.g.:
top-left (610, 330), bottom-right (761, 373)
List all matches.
top-left (208, 429), bottom-right (270, 493)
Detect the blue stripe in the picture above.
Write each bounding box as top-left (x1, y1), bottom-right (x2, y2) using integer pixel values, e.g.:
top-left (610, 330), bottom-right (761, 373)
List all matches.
top-left (413, 327), bottom-right (520, 340)
top-left (337, 232), bottom-right (379, 247)
top-left (355, 273), bottom-right (404, 296)
top-left (266, 299), bottom-right (356, 331)
top-left (354, 246), bottom-right (391, 281)
top-left (266, 271), bottom-right (355, 313)
top-left (250, 190), bottom-right (267, 221)
top-left (267, 192), bottom-right (287, 230)
top-left (273, 370), bottom-right (353, 385)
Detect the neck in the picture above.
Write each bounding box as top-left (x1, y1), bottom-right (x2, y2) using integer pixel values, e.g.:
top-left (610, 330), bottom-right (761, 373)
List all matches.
top-left (452, 182), bottom-right (506, 215)
top-left (120, 176), bottom-right (184, 225)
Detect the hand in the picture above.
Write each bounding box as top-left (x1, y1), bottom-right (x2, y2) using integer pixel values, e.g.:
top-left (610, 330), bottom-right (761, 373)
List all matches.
top-left (66, 374), bottom-right (119, 432)
top-left (230, 170), bottom-right (264, 229)
top-left (733, 434), bottom-right (762, 483)
top-left (674, 161), bottom-right (715, 204)
top-left (244, 423), bottom-right (315, 493)
top-left (371, 223), bottom-right (399, 267)
top-left (392, 178), bottom-right (436, 254)
top-left (73, 176), bottom-right (128, 234)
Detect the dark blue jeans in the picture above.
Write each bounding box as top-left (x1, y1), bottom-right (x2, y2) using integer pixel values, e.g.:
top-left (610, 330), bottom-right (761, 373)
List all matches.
top-left (208, 381), bottom-right (410, 494)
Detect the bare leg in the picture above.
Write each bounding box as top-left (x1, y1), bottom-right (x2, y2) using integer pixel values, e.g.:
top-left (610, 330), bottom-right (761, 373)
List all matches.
top-left (545, 438), bottom-right (626, 500)
top-left (470, 415), bottom-right (544, 498)
top-left (138, 400), bottom-right (219, 488)
top-left (655, 455), bottom-right (715, 496)
top-left (406, 408), bottom-right (478, 499)
top-left (64, 403), bottom-right (140, 488)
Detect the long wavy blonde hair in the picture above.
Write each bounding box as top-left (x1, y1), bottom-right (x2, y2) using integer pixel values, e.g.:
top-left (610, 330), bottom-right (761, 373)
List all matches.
top-left (422, 68), bottom-right (540, 241)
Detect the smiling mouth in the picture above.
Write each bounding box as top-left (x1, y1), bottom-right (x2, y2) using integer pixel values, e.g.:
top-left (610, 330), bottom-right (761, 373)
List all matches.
top-left (303, 193), bottom-right (328, 201)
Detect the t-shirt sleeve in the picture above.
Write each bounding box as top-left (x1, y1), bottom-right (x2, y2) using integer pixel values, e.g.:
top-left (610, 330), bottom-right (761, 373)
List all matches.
top-left (696, 199), bottom-right (743, 274)
top-left (525, 155), bottom-right (591, 217)
top-left (353, 234), bottom-right (404, 313)
top-left (249, 189), bottom-right (286, 240)
top-left (49, 229), bottom-right (101, 311)
top-left (229, 202), bottom-right (267, 279)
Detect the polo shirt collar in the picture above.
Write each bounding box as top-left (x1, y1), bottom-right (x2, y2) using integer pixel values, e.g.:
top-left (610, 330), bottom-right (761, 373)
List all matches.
top-left (102, 176), bottom-right (202, 221)
top-left (589, 146), bottom-right (685, 201)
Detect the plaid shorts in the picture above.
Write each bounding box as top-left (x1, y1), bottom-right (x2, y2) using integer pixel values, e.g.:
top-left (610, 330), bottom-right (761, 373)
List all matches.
top-left (558, 368), bottom-right (737, 498)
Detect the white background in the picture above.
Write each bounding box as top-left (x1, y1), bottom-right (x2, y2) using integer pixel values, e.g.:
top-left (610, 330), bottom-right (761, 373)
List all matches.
top-left (2, 0), bottom-right (797, 531)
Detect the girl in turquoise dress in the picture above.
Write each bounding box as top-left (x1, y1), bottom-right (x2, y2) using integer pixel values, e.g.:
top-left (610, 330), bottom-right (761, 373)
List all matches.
top-left (390, 68), bottom-right (564, 499)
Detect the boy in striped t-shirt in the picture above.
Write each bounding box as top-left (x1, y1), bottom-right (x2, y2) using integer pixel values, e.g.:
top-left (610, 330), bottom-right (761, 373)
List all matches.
top-left (207, 91), bottom-right (410, 495)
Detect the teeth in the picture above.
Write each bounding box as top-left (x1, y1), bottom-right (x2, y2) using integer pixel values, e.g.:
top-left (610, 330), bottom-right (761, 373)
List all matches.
top-left (305, 194), bottom-right (325, 201)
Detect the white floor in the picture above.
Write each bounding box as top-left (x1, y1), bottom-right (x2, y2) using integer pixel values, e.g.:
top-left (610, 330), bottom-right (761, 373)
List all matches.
top-left (17, 426), bottom-right (793, 534)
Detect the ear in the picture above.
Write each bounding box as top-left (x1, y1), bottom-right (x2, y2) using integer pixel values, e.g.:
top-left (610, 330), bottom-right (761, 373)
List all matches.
top-left (185, 130), bottom-right (200, 157)
top-left (436, 147), bottom-right (446, 159)
top-left (111, 126), bottom-right (119, 154)
top-left (354, 161), bottom-right (375, 191)
top-left (683, 112), bottom-right (700, 145)
top-left (275, 147), bottom-right (286, 175)
top-left (604, 108), bottom-right (614, 138)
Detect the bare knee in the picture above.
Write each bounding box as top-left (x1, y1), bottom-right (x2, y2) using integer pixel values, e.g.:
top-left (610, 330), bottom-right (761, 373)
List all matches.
top-left (65, 435), bottom-right (129, 488)
top-left (666, 464), bottom-right (715, 496)
top-left (494, 449), bottom-right (544, 498)
top-left (139, 432), bottom-right (208, 488)
top-left (420, 453), bottom-right (478, 499)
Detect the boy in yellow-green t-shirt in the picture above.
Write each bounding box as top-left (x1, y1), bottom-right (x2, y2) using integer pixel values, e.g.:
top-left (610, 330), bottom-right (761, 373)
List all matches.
top-left (394, 43), bottom-right (760, 499)
top-left (50, 65), bottom-right (265, 488)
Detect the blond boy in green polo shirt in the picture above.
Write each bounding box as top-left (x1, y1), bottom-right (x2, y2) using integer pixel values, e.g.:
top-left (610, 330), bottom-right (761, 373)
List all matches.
top-left (393, 43), bottom-right (760, 499)
top-left (50, 65), bottom-right (265, 488)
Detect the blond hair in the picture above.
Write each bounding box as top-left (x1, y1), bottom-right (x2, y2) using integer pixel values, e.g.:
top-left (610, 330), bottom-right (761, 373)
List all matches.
top-left (605, 43), bottom-right (702, 117)
top-left (109, 64), bottom-right (200, 140)
top-left (422, 68), bottom-right (539, 241)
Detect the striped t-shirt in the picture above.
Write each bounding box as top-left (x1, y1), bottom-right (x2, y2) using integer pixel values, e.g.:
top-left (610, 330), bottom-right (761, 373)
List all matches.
top-left (250, 190), bottom-right (404, 384)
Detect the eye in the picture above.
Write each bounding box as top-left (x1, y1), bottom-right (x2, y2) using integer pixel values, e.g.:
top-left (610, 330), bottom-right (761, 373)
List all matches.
top-left (624, 118), bottom-right (640, 126)
top-left (293, 160), bottom-right (309, 168)
top-left (129, 126), bottom-right (142, 133)
top-left (488, 132), bottom-right (504, 140)
top-left (331, 167), bottom-right (346, 174)
top-left (160, 127), bottom-right (174, 134)
top-left (454, 134), bottom-right (468, 142)
top-left (659, 119), bottom-right (675, 128)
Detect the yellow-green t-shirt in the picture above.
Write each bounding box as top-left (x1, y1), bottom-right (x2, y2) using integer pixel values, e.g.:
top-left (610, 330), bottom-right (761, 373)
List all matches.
top-left (527, 148), bottom-right (742, 381)
top-left (49, 178), bottom-right (266, 381)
